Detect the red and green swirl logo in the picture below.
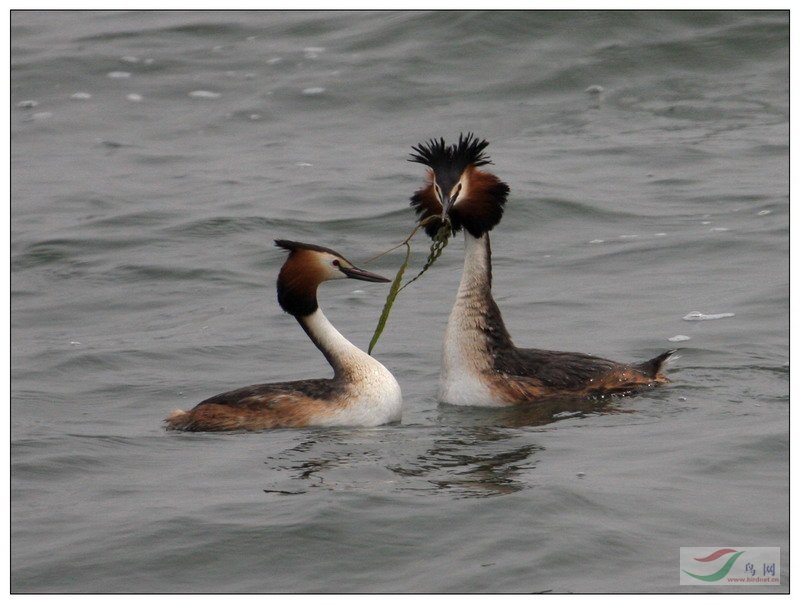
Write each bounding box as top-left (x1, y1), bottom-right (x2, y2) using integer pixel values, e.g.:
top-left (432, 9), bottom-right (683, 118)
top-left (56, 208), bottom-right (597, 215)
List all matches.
top-left (682, 549), bottom-right (745, 582)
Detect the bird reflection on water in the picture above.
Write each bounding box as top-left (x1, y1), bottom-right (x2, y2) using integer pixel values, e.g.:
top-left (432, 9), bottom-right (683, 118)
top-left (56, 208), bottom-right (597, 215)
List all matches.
top-left (261, 397), bottom-right (628, 498)
top-left (386, 427), bottom-right (542, 497)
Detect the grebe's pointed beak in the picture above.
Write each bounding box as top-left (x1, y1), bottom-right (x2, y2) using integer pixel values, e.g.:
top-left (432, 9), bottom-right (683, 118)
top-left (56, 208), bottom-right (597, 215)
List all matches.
top-left (440, 193), bottom-right (454, 219)
top-left (340, 265), bottom-right (391, 283)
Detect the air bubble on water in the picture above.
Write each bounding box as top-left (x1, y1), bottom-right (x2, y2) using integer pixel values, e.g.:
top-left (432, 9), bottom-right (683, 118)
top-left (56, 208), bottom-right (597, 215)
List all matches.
top-left (69, 341), bottom-right (81, 346)
top-left (126, 93), bottom-right (143, 102)
top-left (619, 234), bottom-right (639, 239)
top-left (589, 239), bottom-right (604, 244)
top-left (302, 87), bottom-right (326, 95)
top-left (189, 90), bottom-right (221, 99)
top-left (120, 55), bottom-right (140, 63)
top-left (107, 71), bottom-right (131, 79)
top-left (709, 227), bottom-right (729, 232)
top-left (757, 210), bottom-right (772, 216)
top-left (17, 100), bottom-right (38, 108)
top-left (249, 113), bottom-right (261, 121)
top-left (668, 335), bottom-right (691, 342)
top-left (71, 92), bottom-right (92, 100)
top-left (584, 85), bottom-right (604, 107)
top-left (296, 162), bottom-right (313, 167)
top-left (682, 311), bottom-right (735, 321)
top-left (654, 232), bottom-right (666, 237)
top-left (701, 221), bottom-right (711, 225)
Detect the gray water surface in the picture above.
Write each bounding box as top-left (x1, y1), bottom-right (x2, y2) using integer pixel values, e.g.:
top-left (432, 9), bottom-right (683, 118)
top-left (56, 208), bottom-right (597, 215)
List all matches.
top-left (11, 10), bottom-right (788, 593)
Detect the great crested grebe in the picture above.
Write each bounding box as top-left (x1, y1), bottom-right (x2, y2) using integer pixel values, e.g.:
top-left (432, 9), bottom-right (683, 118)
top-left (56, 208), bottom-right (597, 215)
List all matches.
top-left (409, 133), bottom-right (675, 406)
top-left (165, 240), bottom-right (402, 431)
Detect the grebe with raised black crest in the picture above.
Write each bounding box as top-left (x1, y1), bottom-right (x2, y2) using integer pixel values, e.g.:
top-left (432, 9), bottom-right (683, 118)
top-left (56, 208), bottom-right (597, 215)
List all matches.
top-left (409, 133), bottom-right (675, 406)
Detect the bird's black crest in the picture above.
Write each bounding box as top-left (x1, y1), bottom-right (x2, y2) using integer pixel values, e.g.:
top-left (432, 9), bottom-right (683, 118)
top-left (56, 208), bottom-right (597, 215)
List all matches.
top-left (408, 134), bottom-right (509, 239)
top-left (275, 239), bottom-right (343, 259)
top-left (408, 132), bottom-right (492, 173)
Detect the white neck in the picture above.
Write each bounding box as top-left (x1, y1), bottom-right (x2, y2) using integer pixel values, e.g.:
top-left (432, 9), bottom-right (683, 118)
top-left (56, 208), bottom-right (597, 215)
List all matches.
top-left (297, 306), bottom-right (402, 425)
top-left (298, 308), bottom-right (375, 379)
top-left (439, 230), bottom-right (513, 406)
top-left (458, 230), bottom-right (493, 296)
top-left (456, 230), bottom-right (512, 345)
top-left (442, 231), bottom-right (495, 361)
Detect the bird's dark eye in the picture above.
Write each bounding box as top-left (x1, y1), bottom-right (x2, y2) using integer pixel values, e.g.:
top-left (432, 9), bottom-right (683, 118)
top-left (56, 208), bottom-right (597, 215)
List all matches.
top-left (332, 259), bottom-right (340, 267)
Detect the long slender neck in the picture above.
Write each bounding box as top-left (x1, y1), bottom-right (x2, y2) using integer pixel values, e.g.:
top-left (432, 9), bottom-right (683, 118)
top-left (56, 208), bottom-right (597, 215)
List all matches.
top-left (451, 231), bottom-right (514, 349)
top-left (297, 307), bottom-right (372, 379)
top-left (459, 230), bottom-right (494, 295)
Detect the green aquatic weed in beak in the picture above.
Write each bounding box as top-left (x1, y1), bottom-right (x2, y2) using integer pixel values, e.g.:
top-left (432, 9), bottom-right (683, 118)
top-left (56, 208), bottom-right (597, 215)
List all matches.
top-left (367, 218), bottom-right (451, 355)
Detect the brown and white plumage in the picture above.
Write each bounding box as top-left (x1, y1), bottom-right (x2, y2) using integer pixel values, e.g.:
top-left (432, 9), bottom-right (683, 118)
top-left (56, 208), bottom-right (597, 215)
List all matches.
top-left (165, 240), bottom-right (402, 431)
top-left (409, 133), bottom-right (675, 406)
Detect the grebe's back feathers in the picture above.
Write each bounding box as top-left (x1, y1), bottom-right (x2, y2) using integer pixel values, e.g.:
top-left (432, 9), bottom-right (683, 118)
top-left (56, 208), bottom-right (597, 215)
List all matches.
top-left (495, 348), bottom-right (617, 388)
top-left (635, 349), bottom-right (678, 379)
top-left (196, 378), bottom-right (342, 409)
top-left (165, 379), bottom-right (342, 431)
top-left (490, 346), bottom-right (671, 400)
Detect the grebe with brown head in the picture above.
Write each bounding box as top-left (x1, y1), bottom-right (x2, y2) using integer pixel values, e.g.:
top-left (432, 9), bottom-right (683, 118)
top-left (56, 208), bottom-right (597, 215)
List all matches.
top-left (409, 133), bottom-right (675, 406)
top-left (165, 240), bottom-right (402, 430)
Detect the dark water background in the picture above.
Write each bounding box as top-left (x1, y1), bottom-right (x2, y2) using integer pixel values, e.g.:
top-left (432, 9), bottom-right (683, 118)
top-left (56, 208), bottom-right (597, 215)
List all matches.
top-left (11, 10), bottom-right (788, 593)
